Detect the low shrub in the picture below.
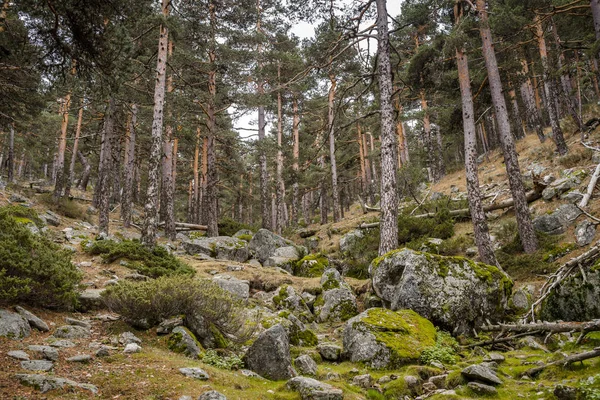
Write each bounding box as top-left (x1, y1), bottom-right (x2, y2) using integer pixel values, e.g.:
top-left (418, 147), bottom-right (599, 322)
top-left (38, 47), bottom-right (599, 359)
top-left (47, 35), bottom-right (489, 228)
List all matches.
top-left (438, 235), bottom-right (474, 256)
top-left (202, 350), bottom-right (244, 370)
top-left (0, 206), bottom-right (82, 309)
top-left (39, 193), bottom-right (87, 220)
top-left (397, 208), bottom-right (455, 244)
top-left (342, 227), bottom-right (380, 279)
top-left (84, 239), bottom-right (195, 278)
top-left (218, 217), bottom-right (256, 237)
top-left (419, 330), bottom-right (459, 365)
top-left (102, 276), bottom-right (251, 342)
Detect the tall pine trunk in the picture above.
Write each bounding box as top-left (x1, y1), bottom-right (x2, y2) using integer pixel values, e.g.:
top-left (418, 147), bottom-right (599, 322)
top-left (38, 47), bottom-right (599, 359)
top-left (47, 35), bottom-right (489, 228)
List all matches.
top-left (141, 0), bottom-right (169, 247)
top-left (53, 93), bottom-right (71, 201)
top-left (98, 98), bottom-right (116, 235)
top-left (376, 0), bottom-right (399, 256)
top-left (192, 126), bottom-right (201, 224)
top-left (64, 98), bottom-right (84, 198)
top-left (477, 0), bottom-right (539, 253)
top-left (275, 63), bottom-right (285, 234)
top-left (121, 103), bottom-right (137, 228)
top-left (7, 123), bottom-right (14, 183)
top-left (77, 151), bottom-right (91, 191)
top-left (163, 41), bottom-right (176, 240)
top-left (519, 57), bottom-right (546, 142)
top-left (328, 73), bottom-right (341, 222)
top-left (291, 96), bottom-right (300, 226)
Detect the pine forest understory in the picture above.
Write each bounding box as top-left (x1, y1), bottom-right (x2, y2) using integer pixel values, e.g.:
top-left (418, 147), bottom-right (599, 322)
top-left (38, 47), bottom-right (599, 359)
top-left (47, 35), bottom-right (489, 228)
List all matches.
top-left (4, 0), bottom-right (600, 399)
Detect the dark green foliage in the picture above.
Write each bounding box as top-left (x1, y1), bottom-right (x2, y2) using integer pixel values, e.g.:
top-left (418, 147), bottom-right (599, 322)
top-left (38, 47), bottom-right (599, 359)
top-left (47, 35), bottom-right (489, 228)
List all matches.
top-left (419, 330), bottom-right (460, 365)
top-left (342, 228), bottom-right (380, 279)
top-left (217, 218), bottom-right (256, 237)
top-left (1, 205), bottom-right (44, 227)
top-left (397, 208), bottom-right (455, 244)
top-left (84, 239), bottom-right (195, 278)
top-left (438, 235), bottom-right (474, 256)
top-left (0, 206), bottom-right (82, 309)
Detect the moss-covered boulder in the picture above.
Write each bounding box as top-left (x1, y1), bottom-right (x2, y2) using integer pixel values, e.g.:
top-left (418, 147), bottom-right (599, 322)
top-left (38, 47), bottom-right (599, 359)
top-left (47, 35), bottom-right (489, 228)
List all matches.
top-left (272, 285), bottom-right (314, 323)
top-left (182, 236), bottom-right (249, 262)
top-left (249, 229), bottom-right (297, 264)
top-left (370, 249), bottom-right (512, 335)
top-left (313, 268), bottom-right (358, 323)
top-left (168, 326), bottom-right (203, 359)
top-left (342, 308), bottom-right (436, 369)
top-left (293, 254), bottom-right (329, 277)
top-left (539, 265), bottom-right (600, 321)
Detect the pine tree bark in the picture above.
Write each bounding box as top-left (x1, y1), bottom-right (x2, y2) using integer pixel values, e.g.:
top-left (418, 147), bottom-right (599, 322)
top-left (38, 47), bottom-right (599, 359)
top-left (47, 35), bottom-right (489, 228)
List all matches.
top-left (7, 123), bottom-right (14, 183)
top-left (477, 0), bottom-right (539, 253)
top-left (98, 97), bottom-right (116, 235)
top-left (328, 73), bottom-right (341, 222)
top-left (192, 126), bottom-right (201, 224)
top-left (534, 14), bottom-right (568, 155)
top-left (64, 98), bottom-right (84, 199)
top-left (200, 135), bottom-right (208, 225)
top-left (376, 0), bottom-right (399, 256)
top-left (591, 0), bottom-right (600, 59)
top-left (121, 103), bottom-right (137, 228)
top-left (141, 0), bottom-right (169, 247)
top-left (275, 63), bottom-right (286, 234)
top-left (163, 40), bottom-right (176, 240)
top-left (53, 93), bottom-right (71, 201)
top-left (508, 85), bottom-right (525, 140)
top-left (77, 151), bottom-right (91, 191)
top-left (358, 124), bottom-right (367, 194)
top-left (456, 44), bottom-right (498, 266)
top-left (291, 96), bottom-right (300, 226)
top-left (519, 57), bottom-right (546, 142)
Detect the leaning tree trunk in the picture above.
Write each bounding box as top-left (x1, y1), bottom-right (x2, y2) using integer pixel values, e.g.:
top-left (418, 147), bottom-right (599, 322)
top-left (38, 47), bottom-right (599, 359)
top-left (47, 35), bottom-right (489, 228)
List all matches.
top-left (64, 98), bottom-right (84, 199)
top-left (328, 73), bottom-right (341, 222)
top-left (121, 103), bottom-right (137, 228)
top-left (456, 44), bottom-right (498, 266)
top-left (98, 98), bottom-right (116, 235)
top-left (534, 14), bottom-right (568, 155)
top-left (376, 0), bottom-right (399, 256)
top-left (477, 0), bottom-right (539, 253)
top-left (141, 0), bottom-right (169, 247)
top-left (53, 93), bottom-right (71, 201)
top-left (291, 96), bottom-right (300, 226)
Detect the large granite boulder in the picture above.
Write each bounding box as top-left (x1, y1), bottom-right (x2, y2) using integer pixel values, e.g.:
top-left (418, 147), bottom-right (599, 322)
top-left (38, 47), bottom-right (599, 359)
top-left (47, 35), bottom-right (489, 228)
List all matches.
top-left (286, 377), bottom-right (343, 400)
top-left (249, 229), bottom-right (297, 264)
top-left (339, 229), bottom-right (364, 254)
top-left (213, 275), bottom-right (250, 301)
top-left (314, 288), bottom-right (358, 323)
top-left (183, 236), bottom-right (249, 262)
top-left (342, 308), bottom-right (436, 369)
top-left (243, 324), bottom-right (296, 380)
top-left (168, 326), bottom-right (203, 359)
top-left (539, 266), bottom-right (600, 321)
top-left (533, 204), bottom-right (582, 235)
top-left (0, 309), bottom-right (31, 339)
top-left (370, 249), bottom-right (512, 335)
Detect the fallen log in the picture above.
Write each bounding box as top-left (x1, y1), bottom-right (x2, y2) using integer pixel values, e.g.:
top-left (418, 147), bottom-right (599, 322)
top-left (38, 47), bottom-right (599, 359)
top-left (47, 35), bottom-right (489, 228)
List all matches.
top-left (466, 330), bottom-right (542, 348)
top-left (158, 221), bottom-right (208, 231)
top-left (358, 222), bottom-right (380, 229)
top-left (523, 347), bottom-right (600, 377)
top-left (481, 320), bottom-right (600, 335)
top-left (579, 161), bottom-right (600, 208)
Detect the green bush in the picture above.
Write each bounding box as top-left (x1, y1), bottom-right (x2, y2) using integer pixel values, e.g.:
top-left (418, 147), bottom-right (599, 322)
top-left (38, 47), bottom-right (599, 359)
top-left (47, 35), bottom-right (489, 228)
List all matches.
top-left (0, 206), bottom-right (82, 309)
top-left (342, 227), bottom-right (380, 279)
top-left (202, 349), bottom-right (244, 370)
top-left (102, 276), bottom-right (251, 341)
top-left (84, 239), bottom-right (195, 278)
top-left (419, 330), bottom-right (459, 365)
top-left (438, 235), bottom-right (474, 256)
top-left (397, 208), bottom-right (454, 244)
top-left (580, 374), bottom-right (600, 400)
top-left (218, 217), bottom-right (256, 237)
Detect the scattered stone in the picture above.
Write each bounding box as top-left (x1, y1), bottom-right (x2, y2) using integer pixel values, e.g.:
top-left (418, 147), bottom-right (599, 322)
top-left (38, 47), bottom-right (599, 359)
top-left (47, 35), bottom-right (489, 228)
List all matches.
top-left (226, 264), bottom-right (244, 271)
top-left (429, 374), bottom-right (448, 389)
top-left (511, 287), bottom-right (533, 313)
top-left (79, 261), bottom-right (93, 268)
top-left (378, 376), bottom-right (391, 385)
top-left (14, 306), bottom-right (49, 332)
top-left (124, 343), bottom-right (142, 353)
top-left (339, 230), bottom-right (364, 254)
top-left (461, 364), bottom-right (502, 385)
top-left (247, 259), bottom-right (262, 267)
top-left (343, 308), bottom-right (436, 369)
top-left (285, 313), bottom-right (318, 346)
top-left (370, 249), bottom-right (512, 335)
top-left (553, 384), bottom-right (578, 400)
top-left (168, 326), bottom-right (203, 359)
top-left (286, 377), bottom-right (343, 400)
top-left (0, 309), bottom-right (31, 339)
top-left (517, 336), bottom-right (549, 352)
top-left (198, 391), bottom-right (227, 400)
top-left (77, 289), bottom-right (105, 312)
top-left (533, 204), bottom-right (582, 235)
top-left (243, 324), bottom-right (296, 380)
top-left (21, 360), bottom-right (53, 372)
top-left (240, 369), bottom-right (262, 378)
top-left (8, 350), bottom-right (30, 360)
top-left (484, 353), bottom-right (505, 363)
top-left (27, 345), bottom-right (58, 361)
top-left (404, 375), bottom-right (420, 390)
top-left (41, 210), bottom-right (61, 226)
top-left (182, 236), bottom-right (249, 262)
top-left (295, 355), bottom-right (317, 376)
top-left (314, 288), bottom-right (358, 323)
top-left (317, 343), bottom-right (342, 361)
top-left (95, 346), bottom-right (111, 357)
top-left (272, 285), bottom-right (312, 322)
top-left (352, 374), bottom-right (373, 389)
top-left (575, 220), bottom-right (596, 247)
top-left (46, 339), bottom-right (75, 348)
top-left (561, 190), bottom-right (584, 203)
top-left (16, 373), bottom-right (98, 394)
top-left (422, 381), bottom-right (437, 393)
top-left (179, 367), bottom-right (209, 380)
top-left (124, 273), bottom-right (150, 281)
top-left (467, 381), bottom-right (498, 395)
top-left (66, 354), bottom-right (92, 363)
top-left (65, 317), bottom-right (92, 329)
top-left (213, 275), bottom-right (250, 301)
top-left (157, 316), bottom-right (184, 335)
top-left (53, 325), bottom-right (90, 339)
top-left (326, 372), bottom-right (341, 381)
top-left (119, 331), bottom-right (142, 345)
top-left (542, 187), bottom-right (557, 201)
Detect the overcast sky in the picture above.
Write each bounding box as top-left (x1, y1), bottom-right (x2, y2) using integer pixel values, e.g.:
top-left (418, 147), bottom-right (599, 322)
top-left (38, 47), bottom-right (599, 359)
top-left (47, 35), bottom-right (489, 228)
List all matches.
top-left (232, 0), bottom-right (403, 139)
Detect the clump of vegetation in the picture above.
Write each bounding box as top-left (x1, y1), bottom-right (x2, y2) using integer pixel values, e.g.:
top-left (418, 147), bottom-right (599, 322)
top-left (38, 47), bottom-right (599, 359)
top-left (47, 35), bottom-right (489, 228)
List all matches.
top-left (39, 193), bottom-right (87, 220)
top-left (342, 227), bottom-right (380, 279)
top-left (438, 235), bottom-right (474, 256)
top-left (202, 349), bottom-right (244, 370)
top-left (102, 276), bottom-right (251, 341)
top-left (85, 239), bottom-right (195, 278)
top-left (558, 147), bottom-right (593, 168)
top-left (397, 208), bottom-right (455, 244)
top-left (218, 217), bottom-right (256, 237)
top-left (419, 330), bottom-right (459, 365)
top-left (0, 206), bottom-right (82, 309)
top-left (580, 374), bottom-right (600, 399)
top-left (293, 253), bottom-right (329, 277)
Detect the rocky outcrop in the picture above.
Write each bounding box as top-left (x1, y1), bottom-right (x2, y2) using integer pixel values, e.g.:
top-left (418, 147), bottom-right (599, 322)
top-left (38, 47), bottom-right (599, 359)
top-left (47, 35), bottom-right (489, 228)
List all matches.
top-left (0, 309), bottom-right (31, 339)
top-left (533, 204), bottom-right (582, 235)
top-left (249, 229), bottom-right (297, 264)
top-left (286, 377), bottom-right (343, 400)
top-left (370, 249), bottom-right (512, 335)
top-left (213, 275), bottom-right (250, 301)
top-left (15, 306), bottom-right (49, 332)
top-left (313, 268), bottom-right (358, 323)
top-left (294, 355), bottom-right (317, 376)
top-left (273, 285), bottom-right (313, 322)
top-left (243, 324), bottom-right (296, 380)
top-left (182, 236), bottom-right (249, 262)
top-left (16, 373), bottom-right (98, 394)
top-left (168, 327), bottom-right (203, 359)
top-left (342, 308), bottom-right (436, 369)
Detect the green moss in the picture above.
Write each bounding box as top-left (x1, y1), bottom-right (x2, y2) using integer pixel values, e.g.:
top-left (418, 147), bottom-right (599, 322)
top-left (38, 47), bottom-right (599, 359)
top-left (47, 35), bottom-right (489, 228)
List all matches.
top-left (289, 327), bottom-right (318, 347)
top-left (237, 234), bottom-right (253, 242)
top-left (272, 285), bottom-right (290, 306)
top-left (293, 254), bottom-right (329, 277)
top-left (337, 299), bottom-right (358, 321)
top-left (209, 323), bottom-right (228, 349)
top-left (321, 271), bottom-right (341, 291)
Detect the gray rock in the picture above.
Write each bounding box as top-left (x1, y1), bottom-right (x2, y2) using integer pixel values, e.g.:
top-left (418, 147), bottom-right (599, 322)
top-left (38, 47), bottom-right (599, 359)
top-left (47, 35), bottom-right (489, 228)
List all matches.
top-left (53, 325), bottom-right (90, 339)
top-left (511, 287), bottom-right (533, 313)
top-left (533, 204), bottom-right (582, 235)
top-left (339, 230), bottom-right (364, 254)
top-left (66, 354), bottom-right (92, 363)
top-left (65, 317), bottom-right (92, 329)
top-left (273, 285), bottom-right (313, 321)
top-left (484, 353), bottom-right (505, 363)
top-left (7, 350), bottom-right (30, 360)
top-left (273, 246), bottom-right (301, 259)
top-left (213, 275), bottom-right (250, 301)
top-left (77, 288), bottom-right (105, 312)
top-left (320, 268), bottom-right (348, 291)
top-left (461, 364), bottom-right (502, 385)
top-left (285, 313), bottom-right (318, 346)
top-left (301, 292), bottom-right (316, 308)
top-left (168, 326), bottom-right (202, 359)
top-left (21, 360), bottom-right (53, 372)
top-left (342, 308), bottom-right (436, 369)
top-left (467, 381), bottom-right (498, 395)
top-left (157, 316), bottom-right (184, 335)
top-left (27, 345), bottom-right (58, 361)
top-left (263, 256), bottom-right (296, 271)
top-left (124, 273), bottom-right (150, 281)
top-left (0, 309), bottom-right (31, 339)
top-left (183, 236), bottom-right (249, 262)
top-left (575, 220), bottom-right (596, 247)
top-left (10, 193), bottom-right (29, 203)
top-left (286, 376), bottom-right (343, 400)
top-left (317, 343), bottom-right (342, 361)
top-left (542, 187), bottom-right (557, 201)
top-left (352, 374), bottom-right (373, 389)
top-left (243, 324), bottom-right (296, 380)
top-left (46, 339), bottom-right (76, 348)
top-left (295, 355), bottom-right (317, 376)
top-left (124, 343), bottom-right (142, 353)
top-left (554, 385), bottom-right (578, 400)
top-left (42, 210), bottom-right (61, 226)
top-left (239, 369), bottom-right (262, 378)
top-left (14, 306), bottom-right (49, 332)
top-left (119, 331), bottom-right (142, 345)
top-left (517, 336), bottom-right (549, 352)
top-left (429, 374), bottom-right (448, 389)
top-left (248, 229), bottom-right (295, 264)
top-left (314, 288), bottom-right (358, 323)
top-left (16, 373), bottom-right (98, 394)
top-left (179, 367), bottom-right (209, 380)
top-left (378, 376), bottom-right (391, 385)
top-left (404, 375), bottom-right (420, 390)
top-left (247, 259), bottom-right (262, 267)
top-left (198, 391), bottom-right (227, 400)
top-left (185, 313), bottom-right (224, 349)
top-left (234, 229), bottom-right (254, 239)
top-left (370, 249), bottom-right (512, 335)
top-left (561, 190), bottom-right (584, 203)
top-left (95, 346), bottom-right (111, 357)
